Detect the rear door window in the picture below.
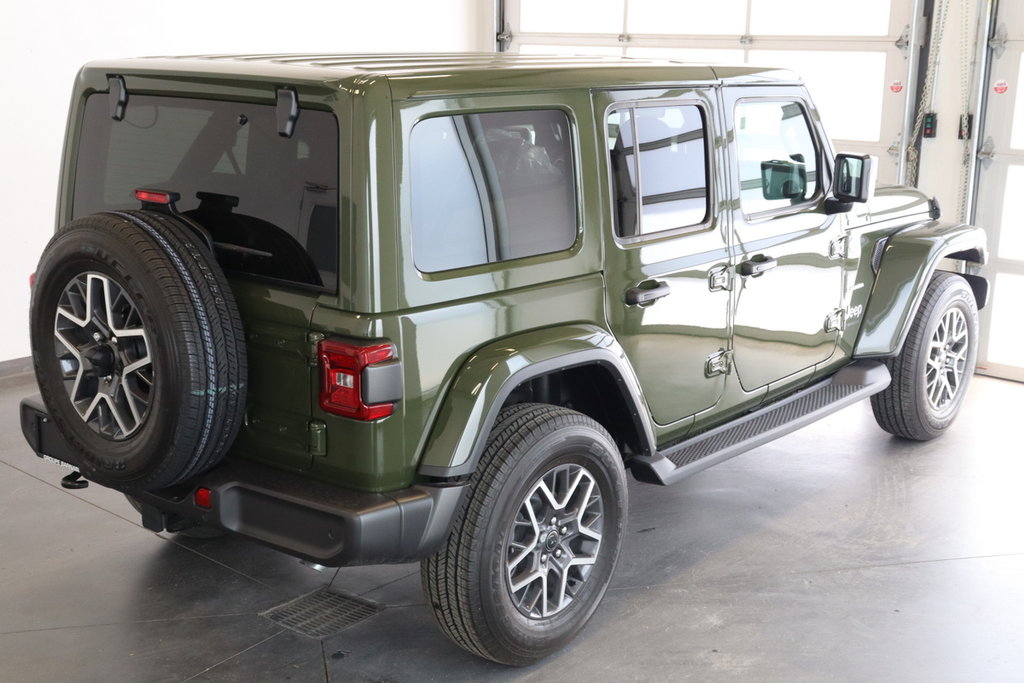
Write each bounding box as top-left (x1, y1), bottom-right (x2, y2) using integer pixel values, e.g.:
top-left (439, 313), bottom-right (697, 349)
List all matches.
top-left (73, 94), bottom-right (339, 291)
top-left (608, 104), bottom-right (710, 237)
top-left (410, 109), bottom-right (577, 273)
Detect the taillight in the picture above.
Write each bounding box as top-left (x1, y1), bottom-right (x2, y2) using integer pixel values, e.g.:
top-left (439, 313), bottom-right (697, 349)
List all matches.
top-left (318, 340), bottom-right (399, 420)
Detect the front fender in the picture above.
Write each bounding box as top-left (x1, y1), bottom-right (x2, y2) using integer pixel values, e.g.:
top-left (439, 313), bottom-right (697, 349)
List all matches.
top-left (416, 324), bottom-right (652, 479)
top-left (854, 220), bottom-right (987, 358)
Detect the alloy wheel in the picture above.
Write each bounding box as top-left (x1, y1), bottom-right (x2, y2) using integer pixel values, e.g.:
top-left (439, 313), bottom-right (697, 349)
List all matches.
top-left (926, 307), bottom-right (970, 412)
top-left (504, 462), bottom-right (605, 619)
top-left (52, 272), bottom-right (153, 439)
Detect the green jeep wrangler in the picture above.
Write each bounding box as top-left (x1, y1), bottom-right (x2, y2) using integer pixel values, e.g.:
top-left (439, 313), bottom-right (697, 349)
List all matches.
top-left (21, 54), bottom-right (987, 665)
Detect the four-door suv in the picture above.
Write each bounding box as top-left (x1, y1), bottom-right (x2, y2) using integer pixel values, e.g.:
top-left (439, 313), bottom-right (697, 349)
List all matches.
top-left (21, 54), bottom-right (987, 665)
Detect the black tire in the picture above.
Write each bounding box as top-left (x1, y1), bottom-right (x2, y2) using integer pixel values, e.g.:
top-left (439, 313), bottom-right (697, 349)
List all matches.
top-left (421, 403), bottom-right (627, 666)
top-left (30, 211), bottom-right (247, 491)
top-left (124, 495), bottom-right (228, 539)
top-left (871, 271), bottom-right (979, 440)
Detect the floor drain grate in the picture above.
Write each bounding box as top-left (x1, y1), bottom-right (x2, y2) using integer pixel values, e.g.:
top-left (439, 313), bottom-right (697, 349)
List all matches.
top-left (261, 588), bottom-right (382, 638)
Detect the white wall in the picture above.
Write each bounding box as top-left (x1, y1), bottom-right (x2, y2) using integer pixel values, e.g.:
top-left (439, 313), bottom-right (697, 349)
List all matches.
top-left (0, 0), bottom-right (494, 362)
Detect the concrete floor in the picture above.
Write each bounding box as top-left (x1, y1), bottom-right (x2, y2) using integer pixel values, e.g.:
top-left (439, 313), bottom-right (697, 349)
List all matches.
top-left (1, 370), bottom-right (1022, 682)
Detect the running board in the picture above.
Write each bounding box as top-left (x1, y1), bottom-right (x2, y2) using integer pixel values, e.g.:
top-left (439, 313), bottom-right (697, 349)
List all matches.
top-left (630, 360), bottom-right (891, 486)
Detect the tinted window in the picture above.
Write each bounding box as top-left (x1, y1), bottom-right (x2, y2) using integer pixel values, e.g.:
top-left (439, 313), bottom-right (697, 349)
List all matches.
top-left (734, 100), bottom-right (819, 215)
top-left (411, 110), bottom-right (576, 272)
top-left (608, 104), bottom-right (709, 237)
top-left (73, 95), bottom-right (339, 291)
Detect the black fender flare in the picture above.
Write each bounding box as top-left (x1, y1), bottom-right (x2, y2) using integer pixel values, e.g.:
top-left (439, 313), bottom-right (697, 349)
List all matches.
top-left (855, 220), bottom-right (987, 358)
top-left (416, 324), bottom-right (653, 479)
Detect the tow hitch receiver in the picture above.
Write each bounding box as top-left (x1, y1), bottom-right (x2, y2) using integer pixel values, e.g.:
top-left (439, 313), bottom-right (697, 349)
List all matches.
top-left (60, 471), bottom-right (89, 490)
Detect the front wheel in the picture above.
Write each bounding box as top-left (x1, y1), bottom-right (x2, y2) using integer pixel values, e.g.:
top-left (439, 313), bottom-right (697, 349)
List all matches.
top-left (871, 272), bottom-right (979, 440)
top-left (421, 404), bottom-right (627, 666)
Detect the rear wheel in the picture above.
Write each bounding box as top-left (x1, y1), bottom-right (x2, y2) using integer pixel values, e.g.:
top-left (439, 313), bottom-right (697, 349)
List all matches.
top-left (421, 404), bottom-right (627, 666)
top-left (871, 272), bottom-right (979, 440)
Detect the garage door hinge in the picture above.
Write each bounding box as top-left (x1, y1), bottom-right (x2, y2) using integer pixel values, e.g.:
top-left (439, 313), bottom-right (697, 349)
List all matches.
top-left (496, 23), bottom-right (513, 51)
top-left (990, 23), bottom-right (1007, 59)
top-left (977, 136), bottom-right (996, 163)
top-left (895, 25), bottom-right (911, 53)
top-left (888, 134), bottom-right (903, 162)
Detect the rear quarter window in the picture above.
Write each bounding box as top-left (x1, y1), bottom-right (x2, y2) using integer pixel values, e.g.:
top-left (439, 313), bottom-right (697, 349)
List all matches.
top-left (72, 94), bottom-right (340, 291)
top-left (410, 109), bottom-right (577, 273)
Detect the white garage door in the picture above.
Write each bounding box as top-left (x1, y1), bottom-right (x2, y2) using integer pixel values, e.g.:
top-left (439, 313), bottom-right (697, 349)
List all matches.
top-left (973, 2), bottom-right (1024, 382)
top-left (503, 0), bottom-right (918, 184)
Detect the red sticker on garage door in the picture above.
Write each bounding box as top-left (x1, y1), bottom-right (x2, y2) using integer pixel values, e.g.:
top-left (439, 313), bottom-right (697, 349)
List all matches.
top-left (994, 80), bottom-right (1009, 94)
top-left (890, 80), bottom-right (904, 93)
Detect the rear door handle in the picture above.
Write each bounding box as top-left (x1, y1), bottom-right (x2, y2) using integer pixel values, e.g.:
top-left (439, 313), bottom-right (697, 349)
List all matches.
top-left (739, 255), bottom-right (778, 277)
top-left (625, 280), bottom-right (671, 306)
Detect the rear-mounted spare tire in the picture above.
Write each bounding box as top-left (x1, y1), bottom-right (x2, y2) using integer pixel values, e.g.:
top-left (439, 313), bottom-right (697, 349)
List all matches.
top-left (29, 210), bottom-right (247, 492)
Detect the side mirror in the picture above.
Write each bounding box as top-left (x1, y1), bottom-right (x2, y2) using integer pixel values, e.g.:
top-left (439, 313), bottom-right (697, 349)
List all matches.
top-left (761, 158), bottom-right (807, 200)
top-left (833, 153), bottom-right (877, 203)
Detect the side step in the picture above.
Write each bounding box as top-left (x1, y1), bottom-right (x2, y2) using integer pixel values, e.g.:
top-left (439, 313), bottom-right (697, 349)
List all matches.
top-left (630, 360), bottom-right (891, 486)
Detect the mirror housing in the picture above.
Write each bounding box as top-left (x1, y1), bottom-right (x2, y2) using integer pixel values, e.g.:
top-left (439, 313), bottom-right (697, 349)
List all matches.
top-left (761, 158), bottom-right (808, 200)
top-left (832, 153), bottom-right (877, 203)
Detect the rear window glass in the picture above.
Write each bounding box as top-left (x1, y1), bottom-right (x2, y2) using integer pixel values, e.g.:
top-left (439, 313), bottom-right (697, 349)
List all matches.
top-left (73, 94), bottom-right (339, 291)
top-left (410, 109), bottom-right (577, 273)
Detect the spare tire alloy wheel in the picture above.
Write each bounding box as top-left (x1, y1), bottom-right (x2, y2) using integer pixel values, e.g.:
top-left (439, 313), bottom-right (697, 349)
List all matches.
top-left (30, 211), bottom-right (247, 492)
top-left (422, 404), bottom-right (627, 666)
top-left (54, 272), bottom-right (153, 440)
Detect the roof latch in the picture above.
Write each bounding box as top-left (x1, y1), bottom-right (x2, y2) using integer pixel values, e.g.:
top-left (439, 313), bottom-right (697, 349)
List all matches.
top-left (276, 87), bottom-right (299, 138)
top-left (108, 75), bottom-right (128, 121)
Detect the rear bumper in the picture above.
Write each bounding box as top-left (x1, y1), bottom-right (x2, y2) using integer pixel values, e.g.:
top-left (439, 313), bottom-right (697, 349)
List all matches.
top-left (20, 395), bottom-right (465, 566)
